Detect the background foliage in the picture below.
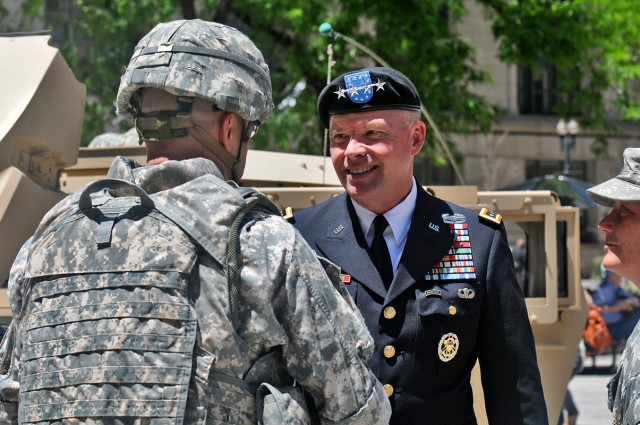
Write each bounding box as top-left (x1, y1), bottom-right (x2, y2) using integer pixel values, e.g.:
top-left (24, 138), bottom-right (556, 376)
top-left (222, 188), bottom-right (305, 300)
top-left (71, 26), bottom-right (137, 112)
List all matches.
top-left (3, 0), bottom-right (639, 162)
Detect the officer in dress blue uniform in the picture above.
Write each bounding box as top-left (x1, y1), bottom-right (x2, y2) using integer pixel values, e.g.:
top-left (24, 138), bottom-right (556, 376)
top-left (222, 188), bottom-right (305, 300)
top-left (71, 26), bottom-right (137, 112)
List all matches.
top-left (292, 67), bottom-right (547, 424)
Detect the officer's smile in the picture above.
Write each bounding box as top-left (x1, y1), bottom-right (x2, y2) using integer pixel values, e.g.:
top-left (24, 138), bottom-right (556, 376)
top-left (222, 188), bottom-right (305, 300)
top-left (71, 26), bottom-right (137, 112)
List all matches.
top-left (348, 165), bottom-right (376, 175)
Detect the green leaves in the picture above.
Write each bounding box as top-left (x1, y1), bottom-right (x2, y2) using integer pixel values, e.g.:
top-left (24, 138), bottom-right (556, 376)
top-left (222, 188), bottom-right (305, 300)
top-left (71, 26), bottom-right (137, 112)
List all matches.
top-left (485, 0), bottom-right (640, 132)
top-left (6, 0), bottom-right (638, 159)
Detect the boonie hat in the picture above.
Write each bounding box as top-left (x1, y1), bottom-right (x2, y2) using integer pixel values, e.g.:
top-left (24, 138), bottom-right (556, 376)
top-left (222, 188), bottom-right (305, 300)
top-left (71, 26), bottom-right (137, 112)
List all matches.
top-left (317, 67), bottom-right (421, 129)
top-left (587, 147), bottom-right (640, 206)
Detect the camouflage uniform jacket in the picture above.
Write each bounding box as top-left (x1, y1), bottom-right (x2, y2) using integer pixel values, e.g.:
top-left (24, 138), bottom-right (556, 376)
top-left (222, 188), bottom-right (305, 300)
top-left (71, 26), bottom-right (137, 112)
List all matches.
top-left (0, 156), bottom-right (390, 424)
top-left (609, 319), bottom-right (640, 424)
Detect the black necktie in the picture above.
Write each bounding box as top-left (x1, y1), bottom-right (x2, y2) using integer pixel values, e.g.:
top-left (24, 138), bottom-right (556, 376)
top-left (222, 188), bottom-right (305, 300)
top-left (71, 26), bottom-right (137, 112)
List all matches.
top-left (370, 215), bottom-right (393, 287)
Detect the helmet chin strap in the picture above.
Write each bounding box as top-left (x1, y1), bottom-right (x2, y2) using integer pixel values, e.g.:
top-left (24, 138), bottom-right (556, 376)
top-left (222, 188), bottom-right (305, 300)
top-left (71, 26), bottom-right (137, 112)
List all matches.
top-left (188, 124), bottom-right (244, 181)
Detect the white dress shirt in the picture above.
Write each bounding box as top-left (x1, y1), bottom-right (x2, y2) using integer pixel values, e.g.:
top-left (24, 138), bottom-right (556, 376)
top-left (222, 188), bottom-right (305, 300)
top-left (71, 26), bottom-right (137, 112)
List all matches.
top-left (351, 178), bottom-right (417, 275)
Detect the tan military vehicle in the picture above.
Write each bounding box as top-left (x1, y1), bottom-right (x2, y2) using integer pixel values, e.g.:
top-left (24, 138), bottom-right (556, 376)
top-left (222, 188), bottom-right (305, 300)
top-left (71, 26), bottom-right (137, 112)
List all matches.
top-left (1, 33), bottom-right (586, 424)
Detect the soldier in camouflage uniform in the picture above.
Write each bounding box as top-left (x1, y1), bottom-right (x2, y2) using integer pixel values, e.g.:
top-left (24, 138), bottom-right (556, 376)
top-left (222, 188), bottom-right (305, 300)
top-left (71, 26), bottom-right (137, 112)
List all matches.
top-left (0, 20), bottom-right (391, 424)
top-left (587, 147), bottom-right (640, 425)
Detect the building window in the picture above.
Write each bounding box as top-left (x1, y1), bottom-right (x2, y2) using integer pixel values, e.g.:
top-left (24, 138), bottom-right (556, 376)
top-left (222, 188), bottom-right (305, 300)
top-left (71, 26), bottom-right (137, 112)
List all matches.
top-left (518, 65), bottom-right (557, 115)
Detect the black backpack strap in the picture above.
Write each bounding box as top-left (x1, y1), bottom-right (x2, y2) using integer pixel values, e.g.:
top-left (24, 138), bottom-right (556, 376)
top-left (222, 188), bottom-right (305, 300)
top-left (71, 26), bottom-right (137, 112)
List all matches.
top-left (225, 200), bottom-right (249, 328)
top-left (79, 180), bottom-right (282, 331)
top-left (78, 179), bottom-right (155, 246)
top-left (235, 186), bottom-right (281, 216)
top-left (225, 187), bottom-right (281, 328)
top-left (78, 179), bottom-right (155, 211)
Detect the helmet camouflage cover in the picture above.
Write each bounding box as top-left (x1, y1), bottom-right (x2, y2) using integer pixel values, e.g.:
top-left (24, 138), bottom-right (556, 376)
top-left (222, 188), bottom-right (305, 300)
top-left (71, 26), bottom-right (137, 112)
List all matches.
top-left (116, 19), bottom-right (274, 123)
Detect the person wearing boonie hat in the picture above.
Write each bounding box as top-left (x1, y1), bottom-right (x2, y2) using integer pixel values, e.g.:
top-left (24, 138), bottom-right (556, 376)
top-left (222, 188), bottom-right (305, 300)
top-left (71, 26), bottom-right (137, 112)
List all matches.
top-left (588, 147), bottom-right (640, 424)
top-left (293, 66), bottom-right (547, 424)
top-left (588, 147), bottom-right (640, 207)
top-left (0, 21), bottom-right (391, 425)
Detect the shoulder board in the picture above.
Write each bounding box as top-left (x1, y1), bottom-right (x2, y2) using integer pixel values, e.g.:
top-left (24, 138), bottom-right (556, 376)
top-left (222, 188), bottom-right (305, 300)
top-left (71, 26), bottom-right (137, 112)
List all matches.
top-left (283, 206), bottom-right (295, 223)
top-left (478, 207), bottom-right (502, 228)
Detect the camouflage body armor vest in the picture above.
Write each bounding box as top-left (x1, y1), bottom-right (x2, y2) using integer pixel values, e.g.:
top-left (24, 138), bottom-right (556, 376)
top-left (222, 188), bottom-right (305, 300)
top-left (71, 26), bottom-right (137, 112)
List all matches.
top-left (17, 174), bottom-right (294, 424)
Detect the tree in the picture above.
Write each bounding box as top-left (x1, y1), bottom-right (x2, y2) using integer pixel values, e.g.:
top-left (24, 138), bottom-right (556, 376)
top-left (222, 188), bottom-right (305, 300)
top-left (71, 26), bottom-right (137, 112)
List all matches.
top-left (482, 0), bottom-right (640, 154)
top-left (5, 0), bottom-right (639, 161)
top-left (4, 0), bottom-right (495, 162)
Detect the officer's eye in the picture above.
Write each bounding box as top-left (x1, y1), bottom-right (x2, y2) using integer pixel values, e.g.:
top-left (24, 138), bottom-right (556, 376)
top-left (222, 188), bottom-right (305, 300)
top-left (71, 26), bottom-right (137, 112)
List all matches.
top-left (365, 129), bottom-right (388, 140)
top-left (330, 134), bottom-right (349, 144)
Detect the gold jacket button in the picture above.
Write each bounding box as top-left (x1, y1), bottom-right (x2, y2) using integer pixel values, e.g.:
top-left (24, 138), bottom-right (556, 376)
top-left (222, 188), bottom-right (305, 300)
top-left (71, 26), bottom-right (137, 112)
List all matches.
top-left (383, 306), bottom-right (396, 319)
top-left (449, 305), bottom-right (457, 315)
top-left (383, 345), bottom-right (396, 358)
top-left (383, 384), bottom-right (394, 397)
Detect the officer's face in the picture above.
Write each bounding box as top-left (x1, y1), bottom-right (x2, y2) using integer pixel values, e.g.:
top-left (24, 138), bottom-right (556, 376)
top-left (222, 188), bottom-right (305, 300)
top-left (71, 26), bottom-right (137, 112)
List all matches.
top-left (598, 200), bottom-right (640, 285)
top-left (329, 109), bottom-right (425, 214)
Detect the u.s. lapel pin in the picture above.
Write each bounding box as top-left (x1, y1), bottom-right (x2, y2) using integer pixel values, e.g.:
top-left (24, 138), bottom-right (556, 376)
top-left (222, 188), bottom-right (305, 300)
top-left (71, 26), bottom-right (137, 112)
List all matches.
top-left (334, 225), bottom-right (345, 235)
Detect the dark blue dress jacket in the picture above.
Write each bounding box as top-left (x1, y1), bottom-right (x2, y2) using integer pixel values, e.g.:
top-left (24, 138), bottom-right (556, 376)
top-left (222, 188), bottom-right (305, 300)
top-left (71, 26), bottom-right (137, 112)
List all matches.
top-left (292, 184), bottom-right (548, 425)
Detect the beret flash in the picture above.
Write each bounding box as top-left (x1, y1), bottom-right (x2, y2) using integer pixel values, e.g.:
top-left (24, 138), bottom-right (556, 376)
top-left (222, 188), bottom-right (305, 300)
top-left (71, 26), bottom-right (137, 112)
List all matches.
top-left (317, 67), bottom-right (421, 129)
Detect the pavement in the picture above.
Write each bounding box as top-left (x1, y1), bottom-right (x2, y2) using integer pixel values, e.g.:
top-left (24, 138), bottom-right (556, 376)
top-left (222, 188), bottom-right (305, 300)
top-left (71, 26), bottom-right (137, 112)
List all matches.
top-left (567, 351), bottom-right (618, 425)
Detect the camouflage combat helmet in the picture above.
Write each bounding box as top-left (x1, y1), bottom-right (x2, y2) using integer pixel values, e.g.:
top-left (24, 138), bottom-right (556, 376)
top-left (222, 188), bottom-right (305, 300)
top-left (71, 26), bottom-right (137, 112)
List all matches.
top-left (116, 19), bottom-right (273, 123)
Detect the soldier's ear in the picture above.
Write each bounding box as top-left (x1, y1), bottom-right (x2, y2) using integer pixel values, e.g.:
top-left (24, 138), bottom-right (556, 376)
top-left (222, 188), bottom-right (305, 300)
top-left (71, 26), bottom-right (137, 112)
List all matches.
top-left (219, 112), bottom-right (244, 153)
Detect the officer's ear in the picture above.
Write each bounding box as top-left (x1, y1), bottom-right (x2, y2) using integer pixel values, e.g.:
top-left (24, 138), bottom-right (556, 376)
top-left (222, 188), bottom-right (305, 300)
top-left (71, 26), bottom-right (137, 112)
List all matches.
top-left (410, 120), bottom-right (426, 155)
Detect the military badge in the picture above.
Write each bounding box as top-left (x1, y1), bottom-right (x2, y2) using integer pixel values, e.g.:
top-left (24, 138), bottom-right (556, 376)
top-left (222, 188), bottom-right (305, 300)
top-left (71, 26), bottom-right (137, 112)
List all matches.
top-left (333, 70), bottom-right (386, 104)
top-left (442, 213), bottom-right (466, 224)
top-left (345, 70), bottom-right (373, 103)
top-left (438, 332), bottom-right (459, 362)
top-left (424, 288), bottom-right (442, 298)
top-left (457, 288), bottom-right (475, 299)
top-left (425, 221), bottom-right (476, 281)
top-left (479, 208), bottom-right (502, 227)
top-left (282, 207), bottom-right (295, 223)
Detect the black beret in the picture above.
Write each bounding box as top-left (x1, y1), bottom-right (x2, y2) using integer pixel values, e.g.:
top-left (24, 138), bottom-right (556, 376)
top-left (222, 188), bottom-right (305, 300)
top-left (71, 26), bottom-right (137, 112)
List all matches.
top-left (317, 67), bottom-right (421, 129)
